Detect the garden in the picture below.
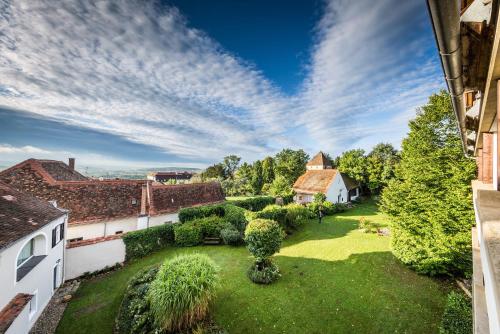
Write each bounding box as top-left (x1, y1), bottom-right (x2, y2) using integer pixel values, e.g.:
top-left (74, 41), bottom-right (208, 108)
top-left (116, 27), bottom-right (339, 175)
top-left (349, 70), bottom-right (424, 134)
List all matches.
top-left (56, 199), bottom-right (459, 334)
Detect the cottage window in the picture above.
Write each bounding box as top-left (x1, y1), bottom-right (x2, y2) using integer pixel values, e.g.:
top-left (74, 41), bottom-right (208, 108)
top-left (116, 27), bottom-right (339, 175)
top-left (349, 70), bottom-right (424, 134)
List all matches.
top-left (29, 291), bottom-right (37, 319)
top-left (68, 237), bottom-right (83, 243)
top-left (115, 230), bottom-right (123, 235)
top-left (52, 223), bottom-right (65, 247)
top-left (17, 239), bottom-right (34, 267)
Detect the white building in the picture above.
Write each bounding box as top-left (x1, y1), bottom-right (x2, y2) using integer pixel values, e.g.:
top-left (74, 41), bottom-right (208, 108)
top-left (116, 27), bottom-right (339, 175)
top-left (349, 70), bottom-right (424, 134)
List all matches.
top-left (0, 182), bottom-right (67, 334)
top-left (293, 152), bottom-right (360, 204)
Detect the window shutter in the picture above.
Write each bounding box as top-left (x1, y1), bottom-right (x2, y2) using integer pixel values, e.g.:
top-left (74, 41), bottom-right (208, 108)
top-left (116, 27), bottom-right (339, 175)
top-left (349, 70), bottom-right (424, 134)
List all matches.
top-left (60, 223), bottom-right (65, 241)
top-left (52, 228), bottom-right (56, 248)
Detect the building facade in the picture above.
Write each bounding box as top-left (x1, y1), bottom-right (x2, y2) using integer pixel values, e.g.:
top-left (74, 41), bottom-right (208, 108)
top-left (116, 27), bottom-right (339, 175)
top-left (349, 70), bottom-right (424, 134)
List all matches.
top-left (0, 182), bottom-right (67, 334)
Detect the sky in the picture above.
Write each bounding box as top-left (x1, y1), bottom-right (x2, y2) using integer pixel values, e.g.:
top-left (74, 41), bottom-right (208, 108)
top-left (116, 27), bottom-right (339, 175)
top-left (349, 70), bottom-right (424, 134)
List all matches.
top-left (0, 0), bottom-right (445, 169)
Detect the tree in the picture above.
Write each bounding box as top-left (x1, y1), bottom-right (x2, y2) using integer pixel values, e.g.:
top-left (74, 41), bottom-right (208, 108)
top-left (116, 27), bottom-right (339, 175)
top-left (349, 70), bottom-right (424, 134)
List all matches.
top-left (366, 143), bottom-right (399, 193)
top-left (337, 149), bottom-right (367, 185)
top-left (274, 148), bottom-right (309, 185)
top-left (251, 160), bottom-right (264, 194)
top-left (223, 155), bottom-right (241, 179)
top-left (261, 156), bottom-right (275, 184)
top-left (201, 163), bottom-right (225, 180)
top-left (380, 91), bottom-right (476, 276)
top-left (269, 175), bottom-right (294, 197)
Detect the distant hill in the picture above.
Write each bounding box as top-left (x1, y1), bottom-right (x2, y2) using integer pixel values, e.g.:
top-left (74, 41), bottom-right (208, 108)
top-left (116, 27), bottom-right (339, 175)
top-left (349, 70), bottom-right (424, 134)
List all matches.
top-left (80, 166), bottom-right (202, 180)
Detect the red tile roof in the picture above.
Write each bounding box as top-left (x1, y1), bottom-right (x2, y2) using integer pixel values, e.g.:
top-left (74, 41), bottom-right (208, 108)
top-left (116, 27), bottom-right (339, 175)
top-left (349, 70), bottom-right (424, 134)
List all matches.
top-left (306, 151), bottom-right (332, 168)
top-left (0, 159), bottom-right (225, 225)
top-left (0, 182), bottom-right (65, 250)
top-left (0, 293), bottom-right (32, 333)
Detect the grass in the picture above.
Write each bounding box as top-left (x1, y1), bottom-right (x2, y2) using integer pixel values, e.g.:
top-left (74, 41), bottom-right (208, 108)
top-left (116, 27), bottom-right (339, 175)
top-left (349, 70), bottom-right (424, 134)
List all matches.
top-left (57, 201), bottom-right (450, 334)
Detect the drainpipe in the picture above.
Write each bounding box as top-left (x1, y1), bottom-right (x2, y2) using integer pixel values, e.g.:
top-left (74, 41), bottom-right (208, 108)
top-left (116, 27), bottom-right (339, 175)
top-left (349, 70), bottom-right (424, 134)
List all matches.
top-left (427, 0), bottom-right (468, 154)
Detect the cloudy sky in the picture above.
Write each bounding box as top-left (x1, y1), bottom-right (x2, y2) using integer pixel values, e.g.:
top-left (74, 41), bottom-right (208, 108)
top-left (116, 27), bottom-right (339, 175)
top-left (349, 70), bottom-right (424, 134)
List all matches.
top-left (0, 0), bottom-right (444, 168)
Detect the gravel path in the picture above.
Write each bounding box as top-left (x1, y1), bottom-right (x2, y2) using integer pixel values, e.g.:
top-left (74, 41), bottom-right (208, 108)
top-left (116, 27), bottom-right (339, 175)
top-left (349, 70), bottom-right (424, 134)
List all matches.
top-left (29, 280), bottom-right (80, 334)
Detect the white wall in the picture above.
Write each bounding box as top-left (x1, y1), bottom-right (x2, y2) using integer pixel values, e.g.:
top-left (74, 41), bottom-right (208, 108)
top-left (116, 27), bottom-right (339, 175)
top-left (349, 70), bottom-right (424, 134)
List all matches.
top-left (67, 217), bottom-right (138, 240)
top-left (326, 173), bottom-right (348, 204)
top-left (65, 238), bottom-right (125, 280)
top-left (149, 213), bottom-right (179, 227)
top-left (0, 214), bottom-right (67, 334)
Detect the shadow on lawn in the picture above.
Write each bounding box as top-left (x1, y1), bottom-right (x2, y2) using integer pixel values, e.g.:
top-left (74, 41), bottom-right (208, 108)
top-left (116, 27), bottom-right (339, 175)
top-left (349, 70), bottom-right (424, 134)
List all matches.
top-left (215, 251), bottom-right (449, 334)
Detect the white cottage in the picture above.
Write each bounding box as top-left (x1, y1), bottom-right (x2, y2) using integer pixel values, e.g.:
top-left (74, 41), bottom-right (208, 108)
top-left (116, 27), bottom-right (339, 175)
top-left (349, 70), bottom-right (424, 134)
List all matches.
top-left (293, 152), bottom-right (360, 204)
top-left (0, 182), bottom-right (67, 334)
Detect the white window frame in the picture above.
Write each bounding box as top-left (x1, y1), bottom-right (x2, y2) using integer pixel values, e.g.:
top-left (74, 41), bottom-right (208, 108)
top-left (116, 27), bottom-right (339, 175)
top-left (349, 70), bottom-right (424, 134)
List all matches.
top-left (29, 289), bottom-right (38, 320)
top-left (16, 239), bottom-right (34, 268)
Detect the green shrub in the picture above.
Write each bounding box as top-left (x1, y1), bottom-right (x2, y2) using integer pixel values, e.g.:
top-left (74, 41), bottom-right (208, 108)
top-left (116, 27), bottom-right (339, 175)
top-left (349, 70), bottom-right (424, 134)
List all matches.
top-left (282, 194), bottom-right (294, 205)
top-left (284, 203), bottom-right (313, 229)
top-left (439, 292), bottom-right (472, 334)
top-left (223, 204), bottom-right (247, 232)
top-left (174, 223), bottom-right (203, 246)
top-left (195, 216), bottom-right (229, 238)
top-left (247, 259), bottom-right (280, 284)
top-left (148, 254), bottom-right (219, 332)
top-left (358, 217), bottom-right (383, 233)
top-left (307, 201), bottom-right (346, 216)
top-left (115, 266), bottom-right (159, 334)
top-left (254, 205), bottom-right (287, 228)
top-left (244, 219), bottom-right (283, 262)
top-left (227, 196), bottom-right (275, 211)
top-left (179, 204), bottom-right (225, 223)
top-left (123, 223), bottom-right (177, 260)
top-left (220, 226), bottom-right (242, 245)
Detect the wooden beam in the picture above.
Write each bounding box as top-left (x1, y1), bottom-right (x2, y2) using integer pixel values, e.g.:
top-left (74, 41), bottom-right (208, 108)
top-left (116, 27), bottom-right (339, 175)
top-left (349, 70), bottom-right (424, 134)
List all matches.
top-left (483, 133), bottom-right (493, 184)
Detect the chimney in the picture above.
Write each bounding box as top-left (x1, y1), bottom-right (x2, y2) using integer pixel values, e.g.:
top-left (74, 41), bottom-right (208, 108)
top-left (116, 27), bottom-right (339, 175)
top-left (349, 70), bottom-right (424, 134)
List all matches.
top-left (68, 158), bottom-right (75, 171)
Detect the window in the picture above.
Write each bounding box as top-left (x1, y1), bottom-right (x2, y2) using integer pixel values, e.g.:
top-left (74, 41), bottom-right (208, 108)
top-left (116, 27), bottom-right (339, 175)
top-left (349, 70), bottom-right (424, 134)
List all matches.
top-left (17, 239), bottom-right (34, 267)
top-left (68, 237), bottom-right (83, 243)
top-left (29, 291), bottom-right (37, 319)
top-left (51, 223), bottom-right (64, 247)
top-left (115, 230), bottom-right (123, 235)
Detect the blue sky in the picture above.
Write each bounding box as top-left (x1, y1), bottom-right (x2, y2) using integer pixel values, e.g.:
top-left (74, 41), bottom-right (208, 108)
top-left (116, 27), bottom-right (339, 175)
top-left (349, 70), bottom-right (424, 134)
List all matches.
top-left (0, 0), bottom-right (444, 168)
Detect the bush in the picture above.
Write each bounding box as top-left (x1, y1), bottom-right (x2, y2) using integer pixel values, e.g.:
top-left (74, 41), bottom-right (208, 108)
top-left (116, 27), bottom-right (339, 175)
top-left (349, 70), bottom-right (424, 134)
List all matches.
top-left (254, 205), bottom-right (288, 229)
top-left (358, 217), bottom-right (383, 233)
top-left (123, 223), bottom-right (177, 260)
top-left (148, 254), bottom-right (219, 332)
top-left (244, 219), bottom-right (283, 262)
top-left (227, 196), bottom-right (275, 211)
top-left (307, 201), bottom-right (347, 216)
top-left (196, 216), bottom-right (230, 238)
top-left (220, 226), bottom-right (242, 245)
top-left (439, 292), bottom-right (472, 334)
top-left (115, 266), bottom-right (159, 334)
top-left (174, 223), bottom-right (203, 246)
top-left (223, 204), bottom-right (247, 232)
top-left (179, 204), bottom-right (225, 223)
top-left (284, 203), bottom-right (313, 229)
top-left (282, 194), bottom-right (294, 205)
top-left (247, 260), bottom-right (280, 284)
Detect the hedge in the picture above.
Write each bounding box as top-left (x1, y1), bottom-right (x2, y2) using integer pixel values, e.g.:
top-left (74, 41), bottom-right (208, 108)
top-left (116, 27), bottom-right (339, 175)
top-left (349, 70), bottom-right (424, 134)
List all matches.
top-left (439, 292), bottom-right (472, 334)
top-left (174, 216), bottom-right (230, 246)
top-left (227, 196), bottom-right (275, 212)
top-left (178, 204), bottom-right (225, 223)
top-left (123, 223), bottom-right (177, 260)
top-left (254, 205), bottom-right (287, 230)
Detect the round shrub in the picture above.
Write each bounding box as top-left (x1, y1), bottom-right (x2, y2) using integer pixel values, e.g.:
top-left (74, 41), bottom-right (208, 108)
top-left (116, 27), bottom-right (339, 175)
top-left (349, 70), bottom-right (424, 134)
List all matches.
top-left (115, 266), bottom-right (159, 334)
top-left (223, 204), bottom-right (247, 232)
top-left (247, 260), bottom-right (280, 284)
top-left (220, 226), bottom-right (242, 245)
top-left (284, 203), bottom-right (312, 229)
top-left (148, 254), bottom-right (219, 332)
top-left (254, 205), bottom-right (288, 230)
top-left (244, 219), bottom-right (283, 261)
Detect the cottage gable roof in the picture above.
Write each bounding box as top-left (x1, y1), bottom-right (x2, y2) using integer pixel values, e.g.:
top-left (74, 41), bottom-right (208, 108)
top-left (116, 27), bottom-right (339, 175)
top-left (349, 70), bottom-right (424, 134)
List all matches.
top-left (0, 182), bottom-right (65, 250)
top-left (340, 173), bottom-right (360, 191)
top-left (0, 159), bottom-right (87, 184)
top-left (306, 152), bottom-right (332, 169)
top-left (293, 169), bottom-right (337, 194)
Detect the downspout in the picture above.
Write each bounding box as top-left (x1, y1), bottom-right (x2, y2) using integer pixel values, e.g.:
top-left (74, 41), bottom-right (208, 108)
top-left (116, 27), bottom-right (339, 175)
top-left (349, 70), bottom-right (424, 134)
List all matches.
top-left (427, 0), bottom-right (469, 154)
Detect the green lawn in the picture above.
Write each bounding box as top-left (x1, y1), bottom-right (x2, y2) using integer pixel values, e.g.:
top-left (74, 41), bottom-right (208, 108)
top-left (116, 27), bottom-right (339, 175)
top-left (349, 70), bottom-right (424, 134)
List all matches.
top-left (57, 201), bottom-right (450, 334)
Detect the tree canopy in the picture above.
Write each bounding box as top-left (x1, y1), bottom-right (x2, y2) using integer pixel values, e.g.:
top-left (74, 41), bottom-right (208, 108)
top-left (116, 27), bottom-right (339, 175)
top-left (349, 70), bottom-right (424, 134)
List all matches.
top-left (380, 91), bottom-right (476, 276)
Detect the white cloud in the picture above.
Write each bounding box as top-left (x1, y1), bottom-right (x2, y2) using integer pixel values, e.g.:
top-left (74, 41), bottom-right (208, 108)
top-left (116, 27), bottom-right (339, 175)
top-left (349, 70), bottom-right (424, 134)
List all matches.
top-left (0, 0), bottom-right (444, 162)
top-left (0, 144), bottom-right (50, 154)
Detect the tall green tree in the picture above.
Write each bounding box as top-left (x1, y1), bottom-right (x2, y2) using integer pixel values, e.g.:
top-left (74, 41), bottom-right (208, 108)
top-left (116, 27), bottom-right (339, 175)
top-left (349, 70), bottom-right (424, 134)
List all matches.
top-left (261, 156), bottom-right (275, 184)
top-left (274, 148), bottom-right (309, 185)
top-left (366, 143), bottom-right (399, 193)
top-left (201, 163), bottom-right (225, 180)
top-left (251, 160), bottom-right (264, 194)
top-left (337, 149), bottom-right (367, 185)
top-left (381, 91), bottom-right (476, 276)
top-left (223, 155), bottom-right (241, 179)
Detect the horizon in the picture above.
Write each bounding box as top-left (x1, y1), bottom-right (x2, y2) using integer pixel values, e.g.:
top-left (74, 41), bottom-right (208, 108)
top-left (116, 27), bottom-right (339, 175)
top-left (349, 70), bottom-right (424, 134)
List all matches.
top-left (0, 0), bottom-right (444, 168)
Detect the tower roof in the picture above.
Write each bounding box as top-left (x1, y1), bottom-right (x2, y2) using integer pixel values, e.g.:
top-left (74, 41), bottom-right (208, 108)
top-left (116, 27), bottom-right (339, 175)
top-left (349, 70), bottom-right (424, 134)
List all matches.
top-left (306, 151), bottom-right (332, 168)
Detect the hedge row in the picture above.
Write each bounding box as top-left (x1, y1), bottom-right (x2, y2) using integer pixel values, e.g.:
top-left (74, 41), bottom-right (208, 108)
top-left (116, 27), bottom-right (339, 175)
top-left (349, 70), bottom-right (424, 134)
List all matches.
top-left (174, 216), bottom-right (231, 246)
top-left (439, 291), bottom-right (472, 334)
top-left (123, 223), bottom-right (178, 260)
top-left (227, 196), bottom-right (276, 212)
top-left (252, 204), bottom-right (313, 233)
top-left (178, 204), bottom-right (225, 223)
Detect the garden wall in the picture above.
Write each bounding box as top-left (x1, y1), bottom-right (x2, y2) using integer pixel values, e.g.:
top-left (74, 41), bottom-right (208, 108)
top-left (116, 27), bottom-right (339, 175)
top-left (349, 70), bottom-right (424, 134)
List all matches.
top-left (65, 237), bottom-right (125, 280)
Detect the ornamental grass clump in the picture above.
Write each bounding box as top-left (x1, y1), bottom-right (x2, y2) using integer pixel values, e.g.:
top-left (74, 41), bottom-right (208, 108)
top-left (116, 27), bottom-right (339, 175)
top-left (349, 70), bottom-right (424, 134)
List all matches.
top-left (148, 254), bottom-right (219, 332)
top-left (244, 219), bottom-right (284, 284)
